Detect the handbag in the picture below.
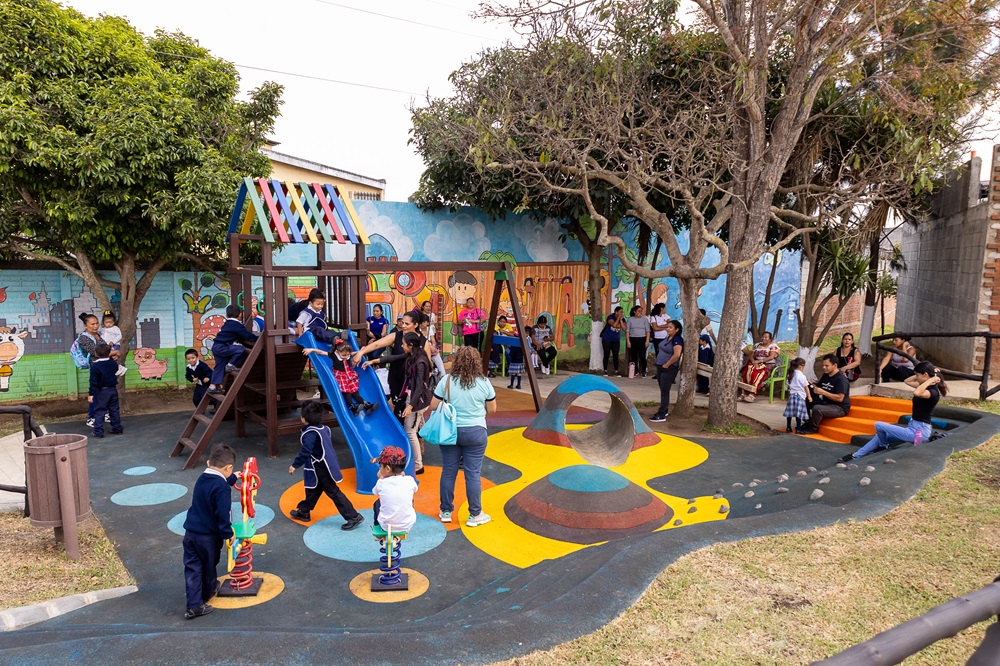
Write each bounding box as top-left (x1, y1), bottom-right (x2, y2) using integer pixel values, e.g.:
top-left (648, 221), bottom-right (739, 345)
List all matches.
top-left (419, 377), bottom-right (458, 445)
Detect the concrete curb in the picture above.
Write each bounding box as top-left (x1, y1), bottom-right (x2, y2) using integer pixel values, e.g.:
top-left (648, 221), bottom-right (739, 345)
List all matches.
top-left (0, 585), bottom-right (138, 632)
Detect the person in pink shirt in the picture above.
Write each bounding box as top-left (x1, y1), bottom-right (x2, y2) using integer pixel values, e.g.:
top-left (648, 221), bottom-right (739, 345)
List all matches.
top-left (458, 297), bottom-right (487, 350)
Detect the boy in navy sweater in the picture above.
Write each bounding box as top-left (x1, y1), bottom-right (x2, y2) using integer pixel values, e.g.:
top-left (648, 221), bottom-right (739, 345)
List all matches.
top-left (184, 349), bottom-right (217, 411)
top-left (287, 400), bottom-right (364, 529)
top-left (182, 444), bottom-right (239, 620)
top-left (208, 305), bottom-right (258, 395)
top-left (88, 342), bottom-right (123, 438)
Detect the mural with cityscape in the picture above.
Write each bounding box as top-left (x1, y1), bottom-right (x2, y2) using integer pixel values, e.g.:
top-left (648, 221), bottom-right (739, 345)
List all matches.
top-left (0, 201), bottom-right (800, 402)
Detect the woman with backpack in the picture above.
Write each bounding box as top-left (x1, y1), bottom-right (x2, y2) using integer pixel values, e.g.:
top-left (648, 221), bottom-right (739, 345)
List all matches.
top-left (73, 313), bottom-right (100, 427)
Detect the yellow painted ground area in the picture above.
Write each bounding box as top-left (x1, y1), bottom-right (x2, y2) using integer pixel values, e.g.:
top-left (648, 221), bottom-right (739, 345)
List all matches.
top-left (349, 568), bottom-right (430, 603)
top-left (463, 426), bottom-right (729, 569)
top-left (211, 572), bottom-right (285, 609)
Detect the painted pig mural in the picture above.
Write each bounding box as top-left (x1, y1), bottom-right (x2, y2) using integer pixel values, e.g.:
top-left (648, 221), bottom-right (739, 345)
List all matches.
top-left (133, 347), bottom-right (168, 380)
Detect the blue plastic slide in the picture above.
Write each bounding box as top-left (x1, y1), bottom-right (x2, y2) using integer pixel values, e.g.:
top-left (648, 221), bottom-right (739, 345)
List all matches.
top-left (295, 331), bottom-right (413, 494)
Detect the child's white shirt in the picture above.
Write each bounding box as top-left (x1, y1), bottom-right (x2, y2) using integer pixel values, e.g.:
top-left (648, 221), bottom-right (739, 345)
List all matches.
top-left (373, 475), bottom-right (418, 532)
top-left (99, 325), bottom-right (122, 345)
top-left (788, 369), bottom-right (809, 398)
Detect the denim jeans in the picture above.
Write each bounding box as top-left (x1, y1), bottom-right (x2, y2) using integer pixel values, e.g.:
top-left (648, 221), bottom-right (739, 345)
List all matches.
top-left (854, 420), bottom-right (932, 458)
top-left (439, 426), bottom-right (488, 517)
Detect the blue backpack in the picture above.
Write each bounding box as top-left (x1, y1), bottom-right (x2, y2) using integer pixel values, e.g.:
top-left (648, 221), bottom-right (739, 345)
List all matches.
top-left (69, 334), bottom-right (93, 369)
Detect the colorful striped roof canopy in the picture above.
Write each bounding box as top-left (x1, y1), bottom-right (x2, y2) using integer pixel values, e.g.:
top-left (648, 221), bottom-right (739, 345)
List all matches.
top-left (227, 177), bottom-right (371, 246)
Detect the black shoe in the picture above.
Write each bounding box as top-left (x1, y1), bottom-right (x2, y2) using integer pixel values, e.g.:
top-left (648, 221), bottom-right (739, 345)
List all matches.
top-left (289, 509), bottom-right (311, 521)
top-left (839, 453), bottom-right (855, 463)
top-left (364, 401), bottom-right (378, 414)
top-left (92, 434), bottom-right (104, 439)
top-left (349, 403), bottom-right (362, 416)
top-left (111, 429), bottom-right (124, 435)
top-left (184, 604), bottom-right (214, 620)
top-left (207, 387), bottom-right (224, 396)
top-left (507, 383), bottom-right (514, 389)
top-left (341, 515), bottom-right (365, 531)
top-left (415, 467), bottom-right (425, 475)
top-left (649, 414), bottom-right (667, 423)
top-left (488, 371), bottom-right (496, 378)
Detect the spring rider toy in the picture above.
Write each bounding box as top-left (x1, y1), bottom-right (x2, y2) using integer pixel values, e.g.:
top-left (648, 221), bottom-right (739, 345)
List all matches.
top-left (218, 457), bottom-right (268, 596)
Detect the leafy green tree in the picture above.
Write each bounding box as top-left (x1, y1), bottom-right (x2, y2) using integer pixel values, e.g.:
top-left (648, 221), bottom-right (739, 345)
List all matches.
top-left (0, 0), bottom-right (282, 398)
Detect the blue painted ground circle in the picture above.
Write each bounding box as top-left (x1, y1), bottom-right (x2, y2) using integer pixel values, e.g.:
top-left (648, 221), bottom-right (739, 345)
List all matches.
top-left (168, 503), bottom-right (275, 537)
top-left (303, 510), bottom-right (446, 562)
top-left (110, 483), bottom-right (188, 506)
top-left (548, 465), bottom-right (630, 493)
top-left (123, 466), bottom-right (156, 476)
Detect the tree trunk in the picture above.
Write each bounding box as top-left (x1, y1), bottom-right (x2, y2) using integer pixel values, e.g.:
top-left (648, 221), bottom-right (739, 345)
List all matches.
top-left (858, 240), bottom-right (880, 355)
top-left (587, 246), bottom-right (605, 371)
top-left (798, 345), bottom-right (820, 381)
top-left (709, 261), bottom-right (752, 426)
top-left (645, 237), bottom-right (662, 308)
top-left (673, 276), bottom-right (704, 418)
top-left (756, 252), bottom-right (780, 339)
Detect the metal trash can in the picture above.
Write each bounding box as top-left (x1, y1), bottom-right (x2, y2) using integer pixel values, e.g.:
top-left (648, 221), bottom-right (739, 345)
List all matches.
top-left (24, 434), bottom-right (91, 528)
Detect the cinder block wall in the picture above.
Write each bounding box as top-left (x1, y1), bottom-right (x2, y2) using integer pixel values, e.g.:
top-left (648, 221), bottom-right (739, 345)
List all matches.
top-left (896, 154), bottom-right (991, 373)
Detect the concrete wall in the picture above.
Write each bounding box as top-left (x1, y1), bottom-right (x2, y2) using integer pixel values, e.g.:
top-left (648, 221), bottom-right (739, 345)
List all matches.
top-left (896, 155), bottom-right (990, 372)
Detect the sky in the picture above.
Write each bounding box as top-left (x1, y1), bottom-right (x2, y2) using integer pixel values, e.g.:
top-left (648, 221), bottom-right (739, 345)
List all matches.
top-left (61, 0), bottom-right (999, 202)
top-left (61, 0), bottom-right (521, 202)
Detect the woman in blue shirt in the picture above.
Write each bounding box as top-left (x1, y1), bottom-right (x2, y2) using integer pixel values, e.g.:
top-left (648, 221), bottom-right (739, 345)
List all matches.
top-left (650, 320), bottom-right (683, 423)
top-left (601, 306), bottom-right (624, 376)
top-left (431, 346), bottom-right (496, 527)
top-left (365, 305), bottom-right (389, 361)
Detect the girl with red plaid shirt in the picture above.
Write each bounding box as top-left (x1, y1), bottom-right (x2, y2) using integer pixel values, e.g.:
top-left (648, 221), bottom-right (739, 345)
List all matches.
top-left (302, 342), bottom-right (377, 416)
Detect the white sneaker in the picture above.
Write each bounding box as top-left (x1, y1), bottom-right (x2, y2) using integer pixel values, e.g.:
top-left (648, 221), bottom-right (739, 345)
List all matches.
top-left (466, 513), bottom-right (491, 527)
top-left (439, 511), bottom-right (452, 523)
top-left (105, 414), bottom-right (110, 422)
top-left (311, 391), bottom-right (321, 399)
top-left (542, 366), bottom-right (550, 375)
top-left (86, 418), bottom-right (95, 427)
top-left (115, 365), bottom-right (128, 377)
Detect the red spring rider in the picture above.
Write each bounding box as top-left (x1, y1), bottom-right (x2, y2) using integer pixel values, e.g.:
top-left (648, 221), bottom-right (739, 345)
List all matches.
top-left (223, 457), bottom-right (268, 595)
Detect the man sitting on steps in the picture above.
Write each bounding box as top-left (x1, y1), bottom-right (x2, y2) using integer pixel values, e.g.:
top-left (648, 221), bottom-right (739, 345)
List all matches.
top-left (799, 354), bottom-right (850, 435)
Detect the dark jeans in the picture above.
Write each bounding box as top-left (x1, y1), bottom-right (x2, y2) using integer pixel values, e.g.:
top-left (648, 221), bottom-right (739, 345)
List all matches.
top-left (810, 403), bottom-right (848, 427)
top-left (440, 426), bottom-right (488, 517)
top-left (881, 364), bottom-right (915, 383)
top-left (463, 332), bottom-right (483, 350)
top-left (297, 464), bottom-right (360, 520)
top-left (535, 345), bottom-right (557, 369)
top-left (92, 386), bottom-right (122, 436)
top-left (628, 337), bottom-right (647, 375)
top-left (696, 374), bottom-right (710, 394)
top-left (183, 531), bottom-right (223, 610)
top-left (602, 339), bottom-right (620, 372)
top-left (656, 364), bottom-right (679, 416)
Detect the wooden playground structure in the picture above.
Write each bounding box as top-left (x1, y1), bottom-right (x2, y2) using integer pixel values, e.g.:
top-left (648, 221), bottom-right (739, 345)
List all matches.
top-left (171, 178), bottom-right (538, 469)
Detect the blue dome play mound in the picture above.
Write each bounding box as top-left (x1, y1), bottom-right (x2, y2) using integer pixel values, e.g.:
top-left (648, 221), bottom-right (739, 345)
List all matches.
top-left (504, 465), bottom-right (672, 544)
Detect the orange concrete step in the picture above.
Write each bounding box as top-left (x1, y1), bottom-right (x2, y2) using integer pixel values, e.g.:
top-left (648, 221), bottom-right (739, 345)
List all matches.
top-left (851, 395), bottom-right (912, 412)
top-left (847, 405), bottom-right (909, 422)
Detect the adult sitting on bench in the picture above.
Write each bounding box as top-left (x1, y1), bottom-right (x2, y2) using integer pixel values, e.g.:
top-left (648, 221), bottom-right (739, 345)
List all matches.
top-left (799, 354), bottom-right (850, 435)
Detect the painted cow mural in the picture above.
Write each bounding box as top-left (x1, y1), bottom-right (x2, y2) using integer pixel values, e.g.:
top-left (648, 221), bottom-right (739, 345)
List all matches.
top-left (0, 326), bottom-right (29, 392)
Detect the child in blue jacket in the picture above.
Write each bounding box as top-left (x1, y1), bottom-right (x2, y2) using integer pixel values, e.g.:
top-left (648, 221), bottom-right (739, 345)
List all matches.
top-left (182, 444), bottom-right (239, 620)
top-left (88, 342), bottom-right (123, 437)
top-left (207, 305), bottom-right (258, 395)
top-left (287, 400), bottom-right (364, 530)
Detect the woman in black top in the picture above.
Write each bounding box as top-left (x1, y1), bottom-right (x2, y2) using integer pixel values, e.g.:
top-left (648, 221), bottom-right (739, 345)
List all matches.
top-left (835, 332), bottom-right (862, 382)
top-left (399, 332), bottom-right (433, 474)
top-left (844, 361), bottom-right (946, 461)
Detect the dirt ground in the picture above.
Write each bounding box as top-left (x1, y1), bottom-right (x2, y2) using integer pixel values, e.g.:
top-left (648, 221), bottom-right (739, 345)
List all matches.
top-left (0, 387), bottom-right (194, 437)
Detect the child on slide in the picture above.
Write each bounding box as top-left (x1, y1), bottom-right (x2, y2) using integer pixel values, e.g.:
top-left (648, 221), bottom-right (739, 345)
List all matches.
top-left (301, 342), bottom-right (377, 416)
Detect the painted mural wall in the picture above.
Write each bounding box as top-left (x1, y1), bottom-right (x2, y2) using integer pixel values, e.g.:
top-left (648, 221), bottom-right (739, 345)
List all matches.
top-left (0, 200), bottom-right (800, 403)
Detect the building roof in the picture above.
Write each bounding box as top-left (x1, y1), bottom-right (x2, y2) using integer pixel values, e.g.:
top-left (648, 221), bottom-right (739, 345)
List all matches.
top-left (263, 149), bottom-right (386, 191)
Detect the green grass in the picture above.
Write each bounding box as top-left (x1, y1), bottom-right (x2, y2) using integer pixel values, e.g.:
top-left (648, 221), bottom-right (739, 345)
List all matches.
top-left (702, 422), bottom-right (756, 437)
top-left (499, 400), bottom-right (999, 665)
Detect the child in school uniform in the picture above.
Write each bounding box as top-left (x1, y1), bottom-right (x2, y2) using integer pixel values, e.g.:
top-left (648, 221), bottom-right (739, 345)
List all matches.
top-left (371, 446), bottom-right (418, 532)
top-left (287, 400), bottom-right (365, 529)
top-left (507, 339), bottom-right (525, 390)
top-left (696, 334), bottom-right (714, 395)
top-left (300, 342), bottom-right (377, 416)
top-left (295, 288), bottom-right (328, 337)
top-left (185, 349), bottom-right (218, 412)
top-left (182, 444), bottom-right (239, 620)
top-left (783, 357), bottom-right (812, 433)
top-left (88, 341), bottom-right (123, 438)
top-left (207, 305), bottom-right (258, 396)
